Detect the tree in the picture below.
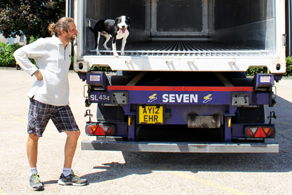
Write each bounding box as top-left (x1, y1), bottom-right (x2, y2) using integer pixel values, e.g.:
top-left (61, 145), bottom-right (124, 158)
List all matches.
top-left (0, 0), bottom-right (65, 44)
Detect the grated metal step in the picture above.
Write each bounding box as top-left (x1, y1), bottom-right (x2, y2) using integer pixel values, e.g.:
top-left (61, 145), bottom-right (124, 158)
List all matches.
top-left (90, 41), bottom-right (270, 57)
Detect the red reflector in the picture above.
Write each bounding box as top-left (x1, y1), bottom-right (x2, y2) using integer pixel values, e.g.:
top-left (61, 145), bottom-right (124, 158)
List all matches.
top-left (245, 127), bottom-right (257, 137)
top-left (246, 128), bottom-right (253, 137)
top-left (254, 127), bottom-right (266, 138)
top-left (267, 128), bottom-right (275, 137)
top-left (86, 125), bottom-right (95, 135)
top-left (94, 125), bottom-right (106, 136)
top-left (107, 127), bottom-right (114, 135)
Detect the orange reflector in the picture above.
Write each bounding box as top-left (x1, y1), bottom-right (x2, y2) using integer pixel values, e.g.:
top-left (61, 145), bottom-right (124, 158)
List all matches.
top-left (263, 127), bottom-right (270, 134)
top-left (92, 125), bottom-right (97, 132)
top-left (228, 118), bottom-right (231, 128)
top-left (86, 125), bottom-right (97, 135)
top-left (128, 116), bottom-right (131, 126)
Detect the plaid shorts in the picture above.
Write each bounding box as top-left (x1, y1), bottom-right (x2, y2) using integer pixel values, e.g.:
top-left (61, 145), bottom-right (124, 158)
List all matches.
top-left (28, 98), bottom-right (79, 137)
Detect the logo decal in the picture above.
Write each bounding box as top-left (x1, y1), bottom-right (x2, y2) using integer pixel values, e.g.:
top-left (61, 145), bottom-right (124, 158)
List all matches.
top-left (148, 94), bottom-right (158, 103)
top-left (203, 94), bottom-right (212, 103)
top-left (162, 94), bottom-right (198, 103)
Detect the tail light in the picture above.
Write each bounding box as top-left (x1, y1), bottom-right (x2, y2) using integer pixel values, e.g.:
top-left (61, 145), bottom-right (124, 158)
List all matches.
top-left (86, 124), bottom-right (115, 136)
top-left (245, 126), bottom-right (275, 138)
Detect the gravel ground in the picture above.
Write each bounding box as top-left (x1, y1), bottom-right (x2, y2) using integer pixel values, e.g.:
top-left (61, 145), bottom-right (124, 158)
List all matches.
top-left (0, 69), bottom-right (291, 195)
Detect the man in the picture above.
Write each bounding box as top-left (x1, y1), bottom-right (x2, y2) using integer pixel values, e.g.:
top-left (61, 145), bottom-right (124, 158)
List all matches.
top-left (14, 17), bottom-right (88, 191)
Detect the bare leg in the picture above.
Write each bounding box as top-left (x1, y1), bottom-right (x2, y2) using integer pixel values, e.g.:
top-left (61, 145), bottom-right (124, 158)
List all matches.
top-left (27, 133), bottom-right (39, 168)
top-left (64, 131), bottom-right (80, 168)
top-left (58, 130), bottom-right (88, 186)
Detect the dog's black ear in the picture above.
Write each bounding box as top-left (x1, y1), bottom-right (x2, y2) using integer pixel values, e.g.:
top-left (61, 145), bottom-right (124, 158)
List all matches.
top-left (115, 17), bottom-right (120, 25)
top-left (126, 17), bottom-right (130, 28)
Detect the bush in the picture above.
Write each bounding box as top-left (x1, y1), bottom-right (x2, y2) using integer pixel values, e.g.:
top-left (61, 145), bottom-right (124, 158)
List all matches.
top-left (285, 56), bottom-right (292, 76)
top-left (243, 57), bottom-right (292, 76)
top-left (90, 66), bottom-right (112, 72)
top-left (246, 67), bottom-right (268, 76)
top-left (0, 42), bottom-right (22, 66)
top-left (0, 38), bottom-right (72, 68)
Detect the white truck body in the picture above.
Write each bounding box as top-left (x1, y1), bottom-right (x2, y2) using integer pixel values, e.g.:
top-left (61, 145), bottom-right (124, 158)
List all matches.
top-left (72, 0), bottom-right (286, 74)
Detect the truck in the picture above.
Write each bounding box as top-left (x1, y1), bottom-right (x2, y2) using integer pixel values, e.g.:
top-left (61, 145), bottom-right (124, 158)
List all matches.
top-left (69, 0), bottom-right (286, 153)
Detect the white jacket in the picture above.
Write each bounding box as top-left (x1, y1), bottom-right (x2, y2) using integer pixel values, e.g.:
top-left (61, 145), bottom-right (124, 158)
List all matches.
top-left (14, 36), bottom-right (72, 106)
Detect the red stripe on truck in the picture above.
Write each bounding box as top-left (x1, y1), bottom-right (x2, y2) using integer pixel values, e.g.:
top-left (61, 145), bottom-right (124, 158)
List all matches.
top-left (108, 86), bottom-right (253, 91)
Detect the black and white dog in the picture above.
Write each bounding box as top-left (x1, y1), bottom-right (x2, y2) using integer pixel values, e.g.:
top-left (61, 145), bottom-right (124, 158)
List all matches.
top-left (89, 16), bottom-right (130, 57)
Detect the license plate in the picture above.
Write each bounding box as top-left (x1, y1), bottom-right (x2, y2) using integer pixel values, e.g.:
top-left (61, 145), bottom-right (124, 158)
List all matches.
top-left (138, 106), bottom-right (164, 124)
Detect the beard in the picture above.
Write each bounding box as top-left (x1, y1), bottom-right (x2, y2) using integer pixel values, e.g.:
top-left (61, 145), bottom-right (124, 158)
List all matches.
top-left (66, 34), bottom-right (75, 42)
top-left (69, 35), bottom-right (75, 42)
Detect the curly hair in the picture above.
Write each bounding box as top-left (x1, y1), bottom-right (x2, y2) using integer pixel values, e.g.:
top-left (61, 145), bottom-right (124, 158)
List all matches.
top-left (48, 17), bottom-right (74, 36)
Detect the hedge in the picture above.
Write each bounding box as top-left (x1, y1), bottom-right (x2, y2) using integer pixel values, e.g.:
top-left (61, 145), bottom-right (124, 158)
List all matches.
top-left (285, 56), bottom-right (292, 76)
top-left (0, 42), bottom-right (22, 66)
top-left (1, 41), bottom-right (292, 76)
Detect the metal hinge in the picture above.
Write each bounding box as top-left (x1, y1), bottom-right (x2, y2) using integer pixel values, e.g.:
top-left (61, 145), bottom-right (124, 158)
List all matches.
top-left (84, 109), bottom-right (93, 122)
top-left (283, 34), bottom-right (287, 46)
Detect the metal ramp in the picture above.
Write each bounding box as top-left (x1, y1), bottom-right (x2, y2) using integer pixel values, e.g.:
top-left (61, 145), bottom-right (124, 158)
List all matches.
top-left (90, 41), bottom-right (270, 57)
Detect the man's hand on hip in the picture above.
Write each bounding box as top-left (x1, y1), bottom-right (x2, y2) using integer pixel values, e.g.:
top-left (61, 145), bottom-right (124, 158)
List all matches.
top-left (34, 70), bottom-right (43, 80)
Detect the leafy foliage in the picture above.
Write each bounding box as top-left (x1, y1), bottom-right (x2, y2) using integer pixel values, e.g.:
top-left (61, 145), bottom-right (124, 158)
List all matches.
top-left (0, 40), bottom-right (74, 68)
top-left (246, 67), bottom-right (268, 76)
top-left (0, 0), bottom-right (65, 44)
top-left (90, 66), bottom-right (112, 72)
top-left (246, 57), bottom-right (292, 76)
top-left (0, 42), bottom-right (21, 66)
top-left (285, 56), bottom-right (292, 76)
